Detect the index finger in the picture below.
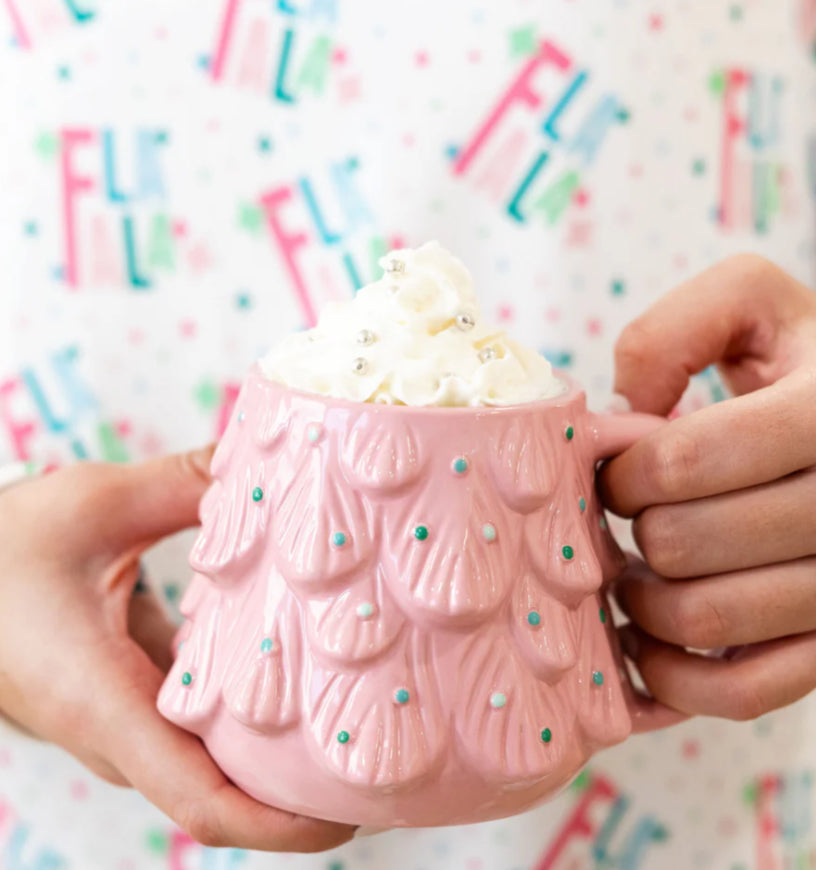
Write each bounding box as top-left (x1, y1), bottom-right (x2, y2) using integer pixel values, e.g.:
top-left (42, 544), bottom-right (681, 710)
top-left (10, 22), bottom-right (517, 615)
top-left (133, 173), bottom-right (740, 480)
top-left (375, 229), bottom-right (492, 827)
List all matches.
top-left (599, 368), bottom-right (816, 517)
top-left (102, 652), bottom-right (355, 853)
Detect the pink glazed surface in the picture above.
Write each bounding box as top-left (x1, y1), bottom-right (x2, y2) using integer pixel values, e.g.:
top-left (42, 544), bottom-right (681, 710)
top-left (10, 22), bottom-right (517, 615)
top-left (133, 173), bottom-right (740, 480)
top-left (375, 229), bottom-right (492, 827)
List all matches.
top-left (158, 365), bottom-right (663, 828)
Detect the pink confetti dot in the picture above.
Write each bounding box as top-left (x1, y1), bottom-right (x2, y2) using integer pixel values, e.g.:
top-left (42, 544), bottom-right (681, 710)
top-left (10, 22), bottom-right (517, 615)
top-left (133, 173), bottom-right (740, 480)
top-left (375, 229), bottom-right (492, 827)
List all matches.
top-left (172, 220), bottom-right (187, 238)
top-left (414, 50), bottom-right (429, 67)
top-left (586, 318), bottom-right (603, 337)
top-left (70, 780), bottom-right (89, 800)
top-left (178, 319), bottom-right (197, 338)
top-left (496, 304), bottom-right (514, 322)
top-left (648, 13), bottom-right (665, 31)
top-left (0, 749), bottom-right (11, 767)
top-left (545, 307), bottom-right (561, 323)
top-left (573, 188), bottom-right (590, 208)
top-left (332, 47), bottom-right (347, 65)
top-left (128, 328), bottom-right (145, 345)
top-left (682, 739), bottom-right (700, 759)
top-left (402, 133), bottom-right (415, 148)
top-left (115, 419), bottom-right (132, 438)
top-left (467, 49), bottom-right (481, 63)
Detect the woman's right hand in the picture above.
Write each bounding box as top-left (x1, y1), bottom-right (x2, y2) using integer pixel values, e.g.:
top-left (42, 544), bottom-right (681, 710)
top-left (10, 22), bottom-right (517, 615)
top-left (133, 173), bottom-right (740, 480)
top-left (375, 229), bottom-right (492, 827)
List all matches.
top-left (0, 449), bottom-right (355, 852)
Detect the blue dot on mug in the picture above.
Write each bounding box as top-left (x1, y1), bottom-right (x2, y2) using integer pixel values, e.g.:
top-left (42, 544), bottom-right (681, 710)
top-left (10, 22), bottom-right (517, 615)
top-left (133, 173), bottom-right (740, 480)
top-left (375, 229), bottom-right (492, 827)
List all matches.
top-left (332, 531), bottom-right (348, 548)
top-left (527, 610), bottom-right (541, 627)
top-left (252, 486), bottom-right (264, 502)
top-left (394, 688), bottom-right (410, 705)
top-left (452, 457), bottom-right (469, 475)
top-left (337, 730), bottom-right (351, 744)
top-left (579, 497), bottom-right (586, 512)
top-left (260, 637), bottom-right (274, 654)
top-left (592, 670), bottom-right (604, 686)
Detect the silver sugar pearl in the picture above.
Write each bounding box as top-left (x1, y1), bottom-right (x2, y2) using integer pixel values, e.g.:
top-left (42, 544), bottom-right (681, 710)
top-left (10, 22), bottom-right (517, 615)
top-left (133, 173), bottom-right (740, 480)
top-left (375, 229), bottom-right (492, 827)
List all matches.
top-left (385, 257), bottom-right (406, 275)
top-left (456, 312), bottom-right (476, 331)
top-left (478, 347), bottom-right (497, 363)
top-left (352, 357), bottom-right (369, 375)
top-left (356, 329), bottom-right (376, 346)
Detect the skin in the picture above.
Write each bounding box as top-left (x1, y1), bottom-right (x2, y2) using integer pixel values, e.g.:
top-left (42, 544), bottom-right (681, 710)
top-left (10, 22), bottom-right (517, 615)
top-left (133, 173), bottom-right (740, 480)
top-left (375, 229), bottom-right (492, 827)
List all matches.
top-left (599, 253), bottom-right (816, 721)
top-left (0, 447), bottom-right (354, 852)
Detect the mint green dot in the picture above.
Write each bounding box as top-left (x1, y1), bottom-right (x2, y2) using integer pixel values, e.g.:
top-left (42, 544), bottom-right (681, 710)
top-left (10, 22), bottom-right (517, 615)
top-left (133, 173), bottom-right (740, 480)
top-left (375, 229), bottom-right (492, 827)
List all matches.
top-left (414, 525), bottom-right (429, 541)
top-left (541, 728), bottom-right (552, 743)
top-left (252, 486), bottom-right (263, 502)
top-left (260, 638), bottom-right (273, 653)
top-left (490, 692), bottom-right (507, 709)
top-left (395, 688), bottom-right (410, 704)
top-left (579, 497), bottom-right (586, 512)
top-left (482, 523), bottom-right (497, 542)
top-left (562, 545), bottom-right (574, 560)
top-left (592, 670), bottom-right (604, 686)
top-left (337, 730), bottom-right (350, 744)
top-left (182, 672), bottom-right (192, 686)
top-left (453, 457), bottom-right (468, 474)
top-left (565, 425), bottom-right (575, 441)
top-left (332, 531), bottom-right (347, 547)
top-left (599, 607), bottom-right (607, 624)
top-left (527, 611), bottom-right (541, 627)
top-left (145, 829), bottom-right (169, 854)
top-left (356, 602), bottom-right (374, 619)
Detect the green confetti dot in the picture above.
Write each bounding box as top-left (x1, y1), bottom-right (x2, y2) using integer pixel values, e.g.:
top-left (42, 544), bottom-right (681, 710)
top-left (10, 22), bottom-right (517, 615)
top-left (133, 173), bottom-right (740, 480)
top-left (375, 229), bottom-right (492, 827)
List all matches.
top-left (394, 688), bottom-right (410, 704)
top-left (562, 545), bottom-right (574, 561)
top-left (729, 4), bottom-right (743, 21)
top-left (527, 611), bottom-right (541, 627)
top-left (337, 730), bottom-right (350, 744)
top-left (509, 24), bottom-right (538, 57)
top-left (541, 728), bottom-right (553, 743)
top-left (611, 279), bottom-right (626, 296)
top-left (34, 131), bottom-right (61, 160)
top-left (616, 107), bottom-right (631, 124)
top-left (490, 692), bottom-right (507, 709)
top-left (235, 292), bottom-right (252, 310)
top-left (482, 523), bottom-right (497, 542)
top-left (182, 672), bottom-right (193, 687)
top-left (565, 425), bottom-right (574, 441)
top-left (692, 158), bottom-right (707, 176)
top-left (709, 70), bottom-right (726, 96)
top-left (592, 670), bottom-right (604, 686)
top-left (238, 201), bottom-right (264, 234)
top-left (571, 769), bottom-right (592, 792)
top-left (252, 486), bottom-right (264, 502)
top-left (145, 829), bottom-right (169, 854)
top-left (260, 637), bottom-right (273, 653)
top-left (414, 525), bottom-right (429, 541)
top-left (331, 531), bottom-right (347, 547)
top-left (193, 379), bottom-right (220, 410)
top-left (599, 607), bottom-right (607, 624)
top-left (742, 782), bottom-right (758, 806)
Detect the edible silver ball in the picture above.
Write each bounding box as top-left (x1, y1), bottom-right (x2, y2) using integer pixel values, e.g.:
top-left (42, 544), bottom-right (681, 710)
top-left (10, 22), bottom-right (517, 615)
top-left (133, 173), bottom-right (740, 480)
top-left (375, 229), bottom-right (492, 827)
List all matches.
top-left (356, 329), bottom-right (376, 346)
top-left (456, 312), bottom-right (476, 331)
top-left (478, 347), bottom-right (497, 363)
top-left (385, 258), bottom-right (405, 275)
top-left (352, 357), bottom-right (369, 375)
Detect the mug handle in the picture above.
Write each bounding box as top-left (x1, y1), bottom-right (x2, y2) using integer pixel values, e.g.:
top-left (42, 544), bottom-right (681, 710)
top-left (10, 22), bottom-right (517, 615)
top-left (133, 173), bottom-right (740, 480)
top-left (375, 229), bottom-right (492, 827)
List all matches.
top-left (589, 410), bottom-right (689, 734)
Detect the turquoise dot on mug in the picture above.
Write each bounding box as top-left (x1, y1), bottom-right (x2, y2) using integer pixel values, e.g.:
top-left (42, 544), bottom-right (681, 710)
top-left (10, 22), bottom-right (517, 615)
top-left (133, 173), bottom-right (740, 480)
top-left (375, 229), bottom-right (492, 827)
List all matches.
top-left (527, 611), bottom-right (541, 627)
top-left (482, 523), bottom-right (497, 542)
top-left (181, 672), bottom-right (193, 687)
top-left (592, 670), bottom-right (604, 686)
top-left (562, 545), bottom-right (574, 560)
top-left (337, 730), bottom-right (350, 744)
top-left (414, 525), bottom-right (429, 541)
top-left (565, 425), bottom-right (575, 441)
top-left (356, 601), bottom-right (374, 619)
top-left (332, 531), bottom-right (347, 547)
top-left (490, 692), bottom-right (507, 709)
top-left (395, 688), bottom-right (410, 705)
top-left (579, 497), bottom-right (586, 512)
top-left (260, 637), bottom-right (273, 654)
top-left (599, 607), bottom-right (607, 624)
top-left (306, 424), bottom-right (321, 443)
top-left (237, 411), bottom-right (245, 423)
top-left (600, 516), bottom-right (608, 530)
top-left (252, 486), bottom-right (263, 502)
top-left (453, 457), bottom-right (469, 474)
top-left (541, 728), bottom-right (553, 744)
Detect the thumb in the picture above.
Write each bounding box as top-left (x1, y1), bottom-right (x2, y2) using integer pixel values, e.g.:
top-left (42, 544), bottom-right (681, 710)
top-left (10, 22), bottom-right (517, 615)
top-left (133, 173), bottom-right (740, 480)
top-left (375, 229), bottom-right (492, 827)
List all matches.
top-left (613, 254), bottom-right (808, 414)
top-left (109, 445), bottom-right (215, 547)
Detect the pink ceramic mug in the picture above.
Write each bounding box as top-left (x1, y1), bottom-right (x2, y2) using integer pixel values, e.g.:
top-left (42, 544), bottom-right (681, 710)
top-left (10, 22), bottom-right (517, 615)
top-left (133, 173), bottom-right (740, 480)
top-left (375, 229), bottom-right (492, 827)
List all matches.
top-left (158, 365), bottom-right (682, 828)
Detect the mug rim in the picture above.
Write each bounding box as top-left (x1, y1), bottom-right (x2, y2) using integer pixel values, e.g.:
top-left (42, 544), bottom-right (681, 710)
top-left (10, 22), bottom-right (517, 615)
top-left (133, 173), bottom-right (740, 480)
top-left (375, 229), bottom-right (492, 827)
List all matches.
top-left (249, 363), bottom-right (586, 417)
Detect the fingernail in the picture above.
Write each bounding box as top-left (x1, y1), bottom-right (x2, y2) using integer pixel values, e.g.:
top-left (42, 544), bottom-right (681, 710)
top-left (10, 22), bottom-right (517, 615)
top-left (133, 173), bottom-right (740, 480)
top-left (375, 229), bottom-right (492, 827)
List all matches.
top-left (619, 625), bottom-right (641, 660)
top-left (603, 393), bottom-right (632, 414)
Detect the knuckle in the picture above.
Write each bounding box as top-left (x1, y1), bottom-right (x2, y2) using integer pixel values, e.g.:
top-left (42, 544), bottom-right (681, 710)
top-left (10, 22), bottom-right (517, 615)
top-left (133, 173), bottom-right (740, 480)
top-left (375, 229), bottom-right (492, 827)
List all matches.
top-left (641, 431), bottom-right (701, 502)
top-left (670, 592), bottom-right (728, 649)
top-left (176, 801), bottom-right (227, 849)
top-left (634, 507), bottom-right (687, 577)
top-left (721, 678), bottom-right (768, 722)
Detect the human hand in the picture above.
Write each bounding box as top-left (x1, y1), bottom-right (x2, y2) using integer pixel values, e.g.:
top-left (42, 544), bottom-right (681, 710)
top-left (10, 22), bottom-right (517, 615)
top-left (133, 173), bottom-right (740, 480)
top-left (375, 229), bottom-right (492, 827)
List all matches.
top-left (600, 254), bottom-right (816, 721)
top-left (0, 450), bottom-right (354, 851)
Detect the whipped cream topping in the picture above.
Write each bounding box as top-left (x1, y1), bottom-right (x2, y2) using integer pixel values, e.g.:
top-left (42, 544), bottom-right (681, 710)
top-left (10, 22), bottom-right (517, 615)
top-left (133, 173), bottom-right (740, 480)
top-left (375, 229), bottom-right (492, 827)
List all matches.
top-left (259, 241), bottom-right (567, 407)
